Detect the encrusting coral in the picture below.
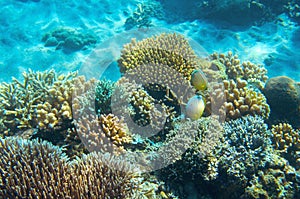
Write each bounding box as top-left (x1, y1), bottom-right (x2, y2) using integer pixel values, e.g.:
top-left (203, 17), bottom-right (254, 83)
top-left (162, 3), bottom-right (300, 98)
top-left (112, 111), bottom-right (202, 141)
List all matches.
top-left (0, 137), bottom-right (140, 198)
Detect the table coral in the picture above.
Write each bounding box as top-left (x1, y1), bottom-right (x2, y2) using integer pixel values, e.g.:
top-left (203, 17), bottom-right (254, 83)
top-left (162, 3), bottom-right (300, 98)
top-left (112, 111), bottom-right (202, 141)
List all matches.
top-left (118, 33), bottom-right (199, 81)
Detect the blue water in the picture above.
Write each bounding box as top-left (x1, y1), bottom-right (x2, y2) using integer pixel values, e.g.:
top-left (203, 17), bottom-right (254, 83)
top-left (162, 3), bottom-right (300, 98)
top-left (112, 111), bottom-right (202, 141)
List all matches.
top-left (1, 0), bottom-right (299, 82)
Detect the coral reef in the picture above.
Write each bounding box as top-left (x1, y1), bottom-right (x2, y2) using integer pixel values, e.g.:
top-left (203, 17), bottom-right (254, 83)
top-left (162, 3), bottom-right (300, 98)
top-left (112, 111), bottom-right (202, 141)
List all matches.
top-left (264, 76), bottom-right (300, 128)
top-left (217, 116), bottom-right (273, 186)
top-left (245, 154), bottom-right (300, 199)
top-left (124, 1), bottom-right (164, 30)
top-left (210, 51), bottom-right (268, 89)
top-left (0, 137), bottom-right (140, 198)
top-left (42, 27), bottom-right (97, 53)
top-left (284, 0), bottom-right (300, 23)
top-left (207, 78), bottom-right (270, 121)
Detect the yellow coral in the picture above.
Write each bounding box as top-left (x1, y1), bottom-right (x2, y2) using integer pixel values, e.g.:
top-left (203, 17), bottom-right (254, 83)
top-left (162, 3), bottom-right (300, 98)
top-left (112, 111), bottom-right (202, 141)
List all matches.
top-left (206, 78), bottom-right (270, 120)
top-left (118, 33), bottom-right (199, 81)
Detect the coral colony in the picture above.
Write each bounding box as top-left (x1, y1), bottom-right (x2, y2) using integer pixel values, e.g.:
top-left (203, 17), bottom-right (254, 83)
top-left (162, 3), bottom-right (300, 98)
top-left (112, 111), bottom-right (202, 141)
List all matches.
top-left (0, 32), bottom-right (300, 198)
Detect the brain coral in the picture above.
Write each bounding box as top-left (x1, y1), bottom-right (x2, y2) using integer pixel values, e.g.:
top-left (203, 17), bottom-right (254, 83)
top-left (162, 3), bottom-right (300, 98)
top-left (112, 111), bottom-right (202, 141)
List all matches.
top-left (0, 137), bottom-right (140, 198)
top-left (264, 76), bottom-right (300, 128)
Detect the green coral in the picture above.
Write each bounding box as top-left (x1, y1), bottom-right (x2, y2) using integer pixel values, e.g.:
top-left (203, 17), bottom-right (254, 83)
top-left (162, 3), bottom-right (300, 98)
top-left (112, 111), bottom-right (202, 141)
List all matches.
top-left (95, 79), bottom-right (115, 115)
top-left (42, 27), bottom-right (97, 53)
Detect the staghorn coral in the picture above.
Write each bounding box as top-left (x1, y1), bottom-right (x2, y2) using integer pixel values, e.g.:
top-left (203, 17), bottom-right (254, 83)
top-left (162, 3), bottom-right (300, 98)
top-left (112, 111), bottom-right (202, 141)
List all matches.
top-left (245, 154), bottom-right (300, 199)
top-left (0, 137), bottom-right (140, 199)
top-left (217, 116), bottom-right (273, 185)
top-left (271, 123), bottom-right (300, 170)
top-left (74, 113), bottom-right (132, 155)
top-left (118, 33), bottom-right (199, 81)
top-left (0, 69), bottom-right (77, 135)
top-left (207, 78), bottom-right (270, 121)
top-left (210, 51), bottom-right (268, 89)
top-left (42, 27), bottom-right (97, 53)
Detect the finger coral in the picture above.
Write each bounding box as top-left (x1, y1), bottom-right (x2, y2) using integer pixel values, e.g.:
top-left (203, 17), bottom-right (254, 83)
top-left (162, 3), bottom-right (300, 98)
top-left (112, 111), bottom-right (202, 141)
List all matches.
top-left (207, 78), bottom-right (270, 121)
top-left (271, 123), bottom-right (300, 169)
top-left (0, 137), bottom-right (140, 198)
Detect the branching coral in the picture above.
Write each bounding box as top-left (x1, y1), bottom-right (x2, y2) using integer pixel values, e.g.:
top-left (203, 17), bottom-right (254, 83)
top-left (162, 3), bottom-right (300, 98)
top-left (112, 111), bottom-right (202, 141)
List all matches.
top-left (157, 116), bottom-right (224, 183)
top-left (75, 113), bottom-right (132, 154)
top-left (218, 115), bottom-right (273, 184)
top-left (0, 70), bottom-right (77, 135)
top-left (95, 79), bottom-right (115, 115)
top-left (111, 77), bottom-right (177, 136)
top-left (210, 51), bottom-right (268, 89)
top-left (207, 78), bottom-right (270, 120)
top-left (0, 137), bottom-right (71, 198)
top-left (0, 137), bottom-right (140, 198)
top-left (118, 33), bottom-right (199, 81)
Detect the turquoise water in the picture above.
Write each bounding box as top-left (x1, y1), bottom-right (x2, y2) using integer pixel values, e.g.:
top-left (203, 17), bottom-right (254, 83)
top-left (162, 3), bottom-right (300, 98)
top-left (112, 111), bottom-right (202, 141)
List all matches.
top-left (0, 0), bottom-right (300, 198)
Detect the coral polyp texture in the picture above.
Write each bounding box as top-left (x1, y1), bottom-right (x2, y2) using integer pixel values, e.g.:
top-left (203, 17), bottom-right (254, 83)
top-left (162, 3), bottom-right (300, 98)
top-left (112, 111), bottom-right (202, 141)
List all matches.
top-left (246, 154), bottom-right (300, 199)
top-left (118, 33), bottom-right (199, 81)
top-left (0, 137), bottom-right (140, 198)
